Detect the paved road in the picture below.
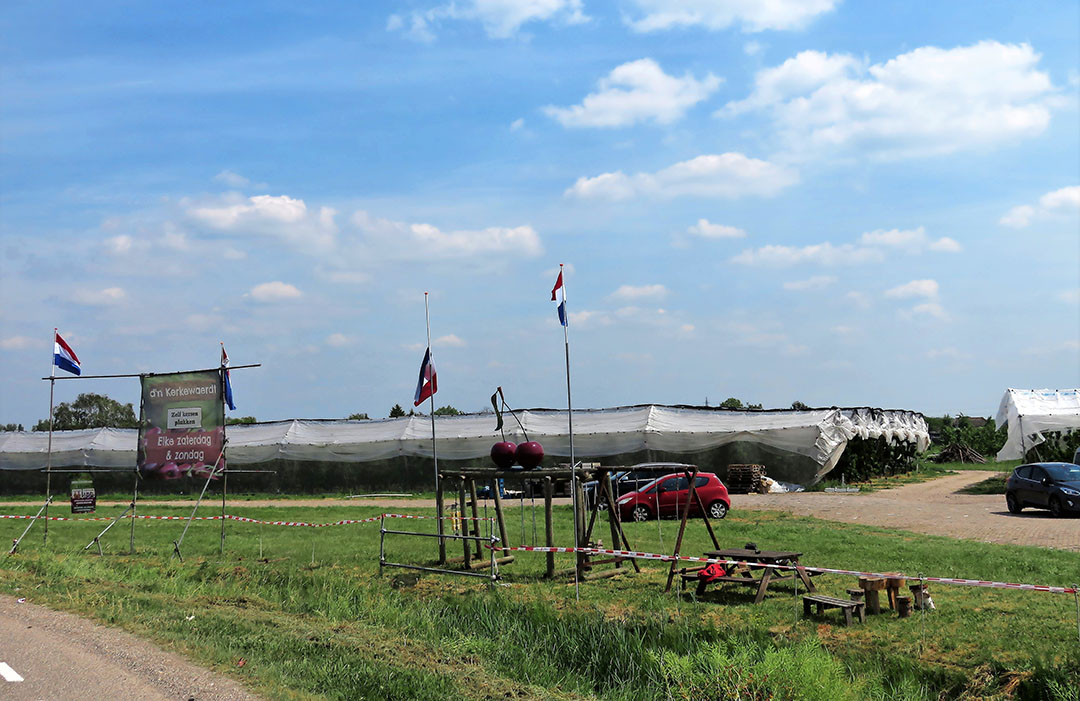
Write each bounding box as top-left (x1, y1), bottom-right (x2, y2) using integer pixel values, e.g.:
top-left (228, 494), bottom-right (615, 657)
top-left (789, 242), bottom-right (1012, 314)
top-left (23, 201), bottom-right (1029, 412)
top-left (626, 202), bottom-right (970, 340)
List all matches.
top-left (0, 595), bottom-right (259, 700)
top-left (737, 470), bottom-right (1080, 551)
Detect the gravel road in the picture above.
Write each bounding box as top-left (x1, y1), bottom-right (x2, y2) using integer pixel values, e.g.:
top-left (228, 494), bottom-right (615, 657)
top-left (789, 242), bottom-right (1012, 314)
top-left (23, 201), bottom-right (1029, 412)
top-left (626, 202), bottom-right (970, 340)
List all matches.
top-left (0, 595), bottom-right (259, 700)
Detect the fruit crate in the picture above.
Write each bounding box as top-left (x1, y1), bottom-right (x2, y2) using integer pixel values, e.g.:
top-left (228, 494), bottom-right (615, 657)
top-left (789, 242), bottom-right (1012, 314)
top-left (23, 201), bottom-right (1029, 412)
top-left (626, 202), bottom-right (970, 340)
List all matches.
top-left (726, 463), bottom-right (765, 494)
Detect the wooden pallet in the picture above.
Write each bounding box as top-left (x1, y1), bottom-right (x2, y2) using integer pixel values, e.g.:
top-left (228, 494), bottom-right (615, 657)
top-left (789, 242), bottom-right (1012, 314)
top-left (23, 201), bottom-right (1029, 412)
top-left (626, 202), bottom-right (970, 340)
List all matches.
top-left (726, 464), bottom-right (765, 494)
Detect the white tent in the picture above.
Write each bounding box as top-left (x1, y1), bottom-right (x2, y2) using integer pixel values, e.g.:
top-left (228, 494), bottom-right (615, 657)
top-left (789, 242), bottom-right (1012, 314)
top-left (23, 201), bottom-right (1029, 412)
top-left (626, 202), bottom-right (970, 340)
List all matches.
top-left (0, 405), bottom-right (929, 484)
top-left (995, 389), bottom-right (1080, 461)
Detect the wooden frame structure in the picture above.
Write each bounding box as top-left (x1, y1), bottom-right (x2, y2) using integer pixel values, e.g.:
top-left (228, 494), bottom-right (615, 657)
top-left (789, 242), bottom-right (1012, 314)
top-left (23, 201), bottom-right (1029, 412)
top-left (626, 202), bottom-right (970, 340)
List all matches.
top-left (437, 462), bottom-right (725, 586)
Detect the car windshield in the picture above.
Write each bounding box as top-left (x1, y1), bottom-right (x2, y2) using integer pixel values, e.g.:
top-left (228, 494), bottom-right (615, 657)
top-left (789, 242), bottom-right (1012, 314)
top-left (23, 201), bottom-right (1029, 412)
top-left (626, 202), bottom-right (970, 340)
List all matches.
top-left (636, 477), bottom-right (663, 493)
top-left (1044, 464), bottom-right (1080, 481)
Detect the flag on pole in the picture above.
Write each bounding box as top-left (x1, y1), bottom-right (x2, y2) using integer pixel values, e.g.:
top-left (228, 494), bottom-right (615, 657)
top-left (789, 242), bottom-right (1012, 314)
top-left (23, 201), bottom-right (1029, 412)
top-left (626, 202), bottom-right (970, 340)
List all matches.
top-left (551, 270), bottom-right (567, 326)
top-left (414, 347), bottom-right (437, 406)
top-left (53, 332), bottom-right (81, 376)
top-left (221, 343), bottom-right (236, 411)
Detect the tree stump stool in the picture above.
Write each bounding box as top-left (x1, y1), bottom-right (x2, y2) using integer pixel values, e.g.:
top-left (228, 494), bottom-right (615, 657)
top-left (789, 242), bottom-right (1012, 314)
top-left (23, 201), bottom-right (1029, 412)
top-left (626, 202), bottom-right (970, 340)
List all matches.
top-left (846, 587), bottom-right (864, 603)
top-left (859, 576), bottom-right (886, 614)
top-left (896, 595), bottom-right (913, 618)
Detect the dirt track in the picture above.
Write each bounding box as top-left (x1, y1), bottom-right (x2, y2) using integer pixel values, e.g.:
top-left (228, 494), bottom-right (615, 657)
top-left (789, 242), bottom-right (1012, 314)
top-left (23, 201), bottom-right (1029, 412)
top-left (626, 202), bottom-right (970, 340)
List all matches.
top-left (737, 470), bottom-right (1080, 551)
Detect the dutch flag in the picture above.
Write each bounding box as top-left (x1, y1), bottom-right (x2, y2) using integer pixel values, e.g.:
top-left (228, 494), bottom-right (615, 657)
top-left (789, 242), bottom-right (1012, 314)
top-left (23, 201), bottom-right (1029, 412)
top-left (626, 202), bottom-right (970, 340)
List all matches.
top-left (54, 331), bottom-right (81, 376)
top-left (413, 347), bottom-right (437, 407)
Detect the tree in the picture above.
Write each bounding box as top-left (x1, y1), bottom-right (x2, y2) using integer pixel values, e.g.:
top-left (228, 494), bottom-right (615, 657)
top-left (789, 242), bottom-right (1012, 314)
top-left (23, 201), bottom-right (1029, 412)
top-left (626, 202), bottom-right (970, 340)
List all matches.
top-left (1, 423), bottom-right (24, 432)
top-left (226, 416), bottom-right (258, 425)
top-left (348, 412), bottom-right (371, 420)
top-left (719, 397), bottom-right (743, 409)
top-left (791, 401), bottom-right (811, 411)
top-left (34, 393), bottom-right (138, 431)
top-left (433, 405), bottom-right (461, 416)
top-left (746, 402), bottom-right (763, 410)
top-left (389, 404), bottom-right (406, 418)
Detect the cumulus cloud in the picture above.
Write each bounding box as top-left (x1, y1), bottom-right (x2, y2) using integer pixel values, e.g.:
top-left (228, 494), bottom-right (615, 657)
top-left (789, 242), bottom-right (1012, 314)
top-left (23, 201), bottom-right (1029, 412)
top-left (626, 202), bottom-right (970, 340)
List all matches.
top-left (351, 210), bottom-right (542, 258)
top-left (545, 59), bottom-right (721, 128)
top-left (885, 279), bottom-right (939, 299)
top-left (250, 281), bottom-right (302, 302)
top-left (611, 284), bottom-right (668, 300)
top-left (214, 170), bottom-right (250, 188)
top-left (721, 42), bottom-right (1058, 160)
top-left (732, 242), bottom-right (883, 266)
top-left (72, 287), bottom-right (126, 306)
top-left (783, 275), bottom-right (836, 291)
top-left (1001, 185), bottom-right (1080, 228)
top-left (566, 152), bottom-right (798, 201)
top-left (434, 334), bottom-right (466, 347)
top-left (0, 336), bottom-right (46, 350)
top-left (625, 0), bottom-right (837, 33)
top-left (858, 226), bottom-right (961, 253)
top-left (326, 333), bottom-right (350, 347)
top-left (389, 0), bottom-right (587, 41)
top-left (687, 219), bottom-right (746, 238)
top-left (104, 234), bottom-right (136, 255)
top-left (910, 301), bottom-right (949, 320)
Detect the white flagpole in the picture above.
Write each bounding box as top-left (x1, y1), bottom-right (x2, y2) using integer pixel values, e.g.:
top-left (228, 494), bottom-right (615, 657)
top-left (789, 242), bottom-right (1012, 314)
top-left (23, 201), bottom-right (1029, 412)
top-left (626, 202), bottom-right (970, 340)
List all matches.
top-left (424, 293), bottom-right (444, 560)
top-left (44, 328), bottom-right (57, 545)
top-left (559, 264), bottom-right (580, 600)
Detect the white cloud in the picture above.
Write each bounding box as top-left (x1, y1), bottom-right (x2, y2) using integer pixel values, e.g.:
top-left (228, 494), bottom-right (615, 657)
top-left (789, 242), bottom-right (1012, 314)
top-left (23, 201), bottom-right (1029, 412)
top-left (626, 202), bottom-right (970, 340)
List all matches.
top-left (732, 242), bottom-right (883, 267)
top-left (999, 205), bottom-right (1035, 228)
top-left (545, 59), bottom-right (721, 128)
top-left (846, 291), bottom-right (871, 309)
top-left (885, 279), bottom-right (939, 299)
top-left (910, 301), bottom-right (949, 320)
top-left (214, 170), bottom-right (250, 188)
top-left (927, 347), bottom-right (971, 360)
top-left (389, 0), bottom-right (587, 41)
top-left (687, 219), bottom-right (746, 238)
top-left (567, 152), bottom-right (798, 201)
top-left (858, 226), bottom-right (961, 253)
top-left (351, 210), bottom-right (542, 258)
top-left (249, 281), bottom-right (302, 302)
top-left (1058, 288), bottom-right (1080, 305)
top-left (783, 275), bottom-right (836, 291)
top-left (188, 194), bottom-right (338, 250)
top-left (510, 118), bottom-right (525, 131)
top-left (928, 237), bottom-right (962, 252)
top-left (326, 333), bottom-right (350, 347)
top-left (434, 334), bottom-right (466, 348)
top-left (190, 194), bottom-right (307, 229)
top-left (743, 40), bottom-right (762, 56)
top-left (611, 284), bottom-right (668, 300)
top-left (625, 0), bottom-right (837, 33)
top-left (721, 42), bottom-right (1058, 160)
top-left (567, 309), bottom-right (612, 327)
top-left (1000, 185), bottom-right (1080, 228)
top-left (1040, 185), bottom-right (1080, 210)
top-left (104, 234), bottom-right (135, 254)
top-left (0, 335), bottom-right (45, 350)
top-left (72, 287), bottom-right (126, 306)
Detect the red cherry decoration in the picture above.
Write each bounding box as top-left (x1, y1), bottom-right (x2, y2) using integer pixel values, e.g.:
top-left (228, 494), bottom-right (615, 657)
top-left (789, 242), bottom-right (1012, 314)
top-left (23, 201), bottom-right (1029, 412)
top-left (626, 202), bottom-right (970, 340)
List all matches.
top-left (490, 441), bottom-right (517, 469)
top-left (515, 441), bottom-right (544, 470)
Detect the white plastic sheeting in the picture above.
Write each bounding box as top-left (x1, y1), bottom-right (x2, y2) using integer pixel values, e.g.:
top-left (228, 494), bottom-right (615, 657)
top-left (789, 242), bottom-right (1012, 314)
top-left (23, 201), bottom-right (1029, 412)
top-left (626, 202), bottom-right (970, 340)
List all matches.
top-left (0, 405), bottom-right (929, 475)
top-left (994, 389), bottom-right (1080, 460)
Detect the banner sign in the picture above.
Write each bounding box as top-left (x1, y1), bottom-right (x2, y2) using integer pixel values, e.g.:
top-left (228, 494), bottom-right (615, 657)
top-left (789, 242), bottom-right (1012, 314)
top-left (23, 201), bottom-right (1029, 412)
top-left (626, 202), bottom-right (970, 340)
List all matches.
top-left (138, 370), bottom-right (225, 480)
top-left (70, 475), bottom-right (96, 513)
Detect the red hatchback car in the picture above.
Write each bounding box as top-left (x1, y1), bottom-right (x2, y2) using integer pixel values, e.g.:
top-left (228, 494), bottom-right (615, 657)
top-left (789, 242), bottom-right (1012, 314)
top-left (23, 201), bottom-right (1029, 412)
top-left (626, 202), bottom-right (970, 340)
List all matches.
top-left (616, 472), bottom-right (731, 522)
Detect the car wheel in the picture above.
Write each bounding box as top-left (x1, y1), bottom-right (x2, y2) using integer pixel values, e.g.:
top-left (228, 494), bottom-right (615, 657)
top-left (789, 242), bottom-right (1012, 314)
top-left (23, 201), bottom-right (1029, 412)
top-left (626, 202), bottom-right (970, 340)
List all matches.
top-left (1049, 496), bottom-right (1065, 518)
top-left (631, 505), bottom-right (651, 522)
top-left (1006, 492), bottom-right (1022, 514)
top-left (708, 501), bottom-right (728, 519)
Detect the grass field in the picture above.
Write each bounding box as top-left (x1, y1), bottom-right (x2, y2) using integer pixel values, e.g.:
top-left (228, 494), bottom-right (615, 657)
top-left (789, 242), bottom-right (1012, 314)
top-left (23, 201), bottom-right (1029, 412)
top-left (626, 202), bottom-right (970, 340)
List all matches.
top-left (2, 493), bottom-right (1078, 700)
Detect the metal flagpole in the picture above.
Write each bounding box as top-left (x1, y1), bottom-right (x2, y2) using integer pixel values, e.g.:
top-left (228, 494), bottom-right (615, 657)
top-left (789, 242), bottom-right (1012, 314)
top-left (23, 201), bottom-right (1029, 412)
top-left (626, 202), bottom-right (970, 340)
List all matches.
top-left (559, 264), bottom-right (580, 601)
top-left (425, 292), bottom-right (444, 561)
top-left (44, 328), bottom-right (57, 545)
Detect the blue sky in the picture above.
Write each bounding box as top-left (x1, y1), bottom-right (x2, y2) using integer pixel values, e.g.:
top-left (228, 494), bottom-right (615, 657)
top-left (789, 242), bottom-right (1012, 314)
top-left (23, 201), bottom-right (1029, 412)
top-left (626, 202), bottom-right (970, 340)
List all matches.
top-left (2, 0), bottom-right (1078, 427)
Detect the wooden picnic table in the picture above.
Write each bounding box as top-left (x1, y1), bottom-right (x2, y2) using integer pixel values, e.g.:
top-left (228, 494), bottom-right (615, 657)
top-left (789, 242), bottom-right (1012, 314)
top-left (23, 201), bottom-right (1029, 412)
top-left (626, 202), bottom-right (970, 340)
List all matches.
top-left (682, 548), bottom-right (818, 604)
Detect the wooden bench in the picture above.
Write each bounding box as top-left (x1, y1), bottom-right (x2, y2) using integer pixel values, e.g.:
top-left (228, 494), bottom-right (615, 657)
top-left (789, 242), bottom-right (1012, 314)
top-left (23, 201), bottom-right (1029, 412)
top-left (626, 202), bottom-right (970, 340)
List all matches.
top-left (802, 594), bottom-right (865, 625)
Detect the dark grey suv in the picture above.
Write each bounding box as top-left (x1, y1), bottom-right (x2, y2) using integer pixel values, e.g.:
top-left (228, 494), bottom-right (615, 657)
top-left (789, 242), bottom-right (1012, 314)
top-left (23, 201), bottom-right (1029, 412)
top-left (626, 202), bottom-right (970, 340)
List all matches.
top-left (1005, 462), bottom-right (1080, 517)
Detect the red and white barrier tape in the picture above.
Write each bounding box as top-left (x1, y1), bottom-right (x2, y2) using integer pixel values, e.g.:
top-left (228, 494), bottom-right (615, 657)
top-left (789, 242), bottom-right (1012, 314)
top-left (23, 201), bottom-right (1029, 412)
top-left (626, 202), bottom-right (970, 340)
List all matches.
top-left (486, 544), bottom-right (1079, 595)
top-left (5, 510), bottom-right (1072, 594)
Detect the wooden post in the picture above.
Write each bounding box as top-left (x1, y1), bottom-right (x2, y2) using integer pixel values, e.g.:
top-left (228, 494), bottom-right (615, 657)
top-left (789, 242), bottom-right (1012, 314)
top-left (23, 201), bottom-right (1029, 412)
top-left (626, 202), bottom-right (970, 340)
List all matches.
top-left (436, 472), bottom-right (446, 564)
top-left (575, 476), bottom-right (588, 581)
top-left (687, 467), bottom-right (720, 549)
top-left (459, 477), bottom-right (471, 569)
top-left (544, 476), bottom-right (555, 578)
top-left (603, 471), bottom-right (623, 570)
top-left (665, 468), bottom-right (699, 592)
top-left (491, 477), bottom-right (510, 557)
top-left (468, 479), bottom-right (482, 558)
